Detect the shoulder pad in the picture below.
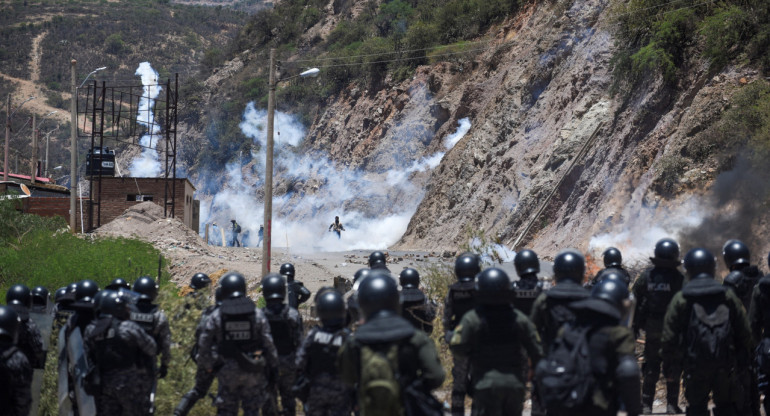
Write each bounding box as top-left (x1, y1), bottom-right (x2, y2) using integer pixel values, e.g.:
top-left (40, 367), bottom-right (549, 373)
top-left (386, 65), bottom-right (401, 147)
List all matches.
top-left (724, 270), bottom-right (745, 287)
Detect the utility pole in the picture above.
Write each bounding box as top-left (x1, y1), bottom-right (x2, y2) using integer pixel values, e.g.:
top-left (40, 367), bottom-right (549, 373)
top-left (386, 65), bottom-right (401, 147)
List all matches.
top-left (70, 59), bottom-right (77, 233)
top-left (4, 94), bottom-right (9, 181)
top-left (261, 48), bottom-right (276, 277)
top-left (31, 114), bottom-right (36, 183)
top-left (44, 129), bottom-right (50, 177)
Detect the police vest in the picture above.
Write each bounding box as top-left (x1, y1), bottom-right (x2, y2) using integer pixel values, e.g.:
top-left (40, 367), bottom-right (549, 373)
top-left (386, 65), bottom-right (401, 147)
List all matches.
top-left (448, 281), bottom-right (476, 330)
top-left (474, 308), bottom-right (521, 374)
top-left (758, 279), bottom-right (770, 336)
top-left (130, 303), bottom-right (158, 335)
top-left (307, 327), bottom-right (349, 377)
top-left (220, 297), bottom-right (261, 357)
top-left (645, 268), bottom-right (682, 318)
top-left (265, 306), bottom-right (299, 356)
top-left (92, 318), bottom-right (140, 372)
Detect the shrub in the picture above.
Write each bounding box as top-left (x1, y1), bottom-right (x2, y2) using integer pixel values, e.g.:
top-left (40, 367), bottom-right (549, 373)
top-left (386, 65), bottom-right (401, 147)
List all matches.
top-left (699, 6), bottom-right (752, 70)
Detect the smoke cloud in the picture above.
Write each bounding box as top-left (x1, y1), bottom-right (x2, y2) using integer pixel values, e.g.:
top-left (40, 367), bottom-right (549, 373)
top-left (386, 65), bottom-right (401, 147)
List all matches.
top-left (129, 62), bottom-right (163, 177)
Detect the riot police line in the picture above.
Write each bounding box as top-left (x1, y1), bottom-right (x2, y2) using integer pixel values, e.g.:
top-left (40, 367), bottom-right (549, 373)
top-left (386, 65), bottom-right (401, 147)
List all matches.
top-left (0, 240), bottom-right (768, 416)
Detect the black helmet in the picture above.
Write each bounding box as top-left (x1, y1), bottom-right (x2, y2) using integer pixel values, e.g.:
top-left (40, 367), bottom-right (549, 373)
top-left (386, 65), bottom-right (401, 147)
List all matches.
top-left (31, 286), bottom-right (49, 307)
top-left (215, 286), bottom-right (223, 304)
top-left (54, 287), bottom-right (68, 303)
top-left (368, 251), bottom-right (387, 268)
top-left (100, 291), bottom-right (130, 320)
top-left (133, 276), bottom-right (158, 301)
top-left (722, 240), bottom-right (750, 269)
top-left (455, 252), bottom-right (481, 282)
top-left (602, 247), bottom-right (623, 268)
top-left (261, 273), bottom-right (286, 301)
top-left (596, 268), bottom-right (629, 288)
top-left (591, 277), bottom-right (629, 313)
top-left (353, 268), bottom-right (371, 283)
top-left (475, 268), bottom-right (512, 305)
top-left (316, 289), bottom-right (346, 326)
top-left (514, 249), bottom-right (539, 276)
top-left (106, 278), bottom-right (131, 292)
top-left (190, 273), bottom-right (211, 290)
top-left (399, 268), bottom-right (420, 289)
top-left (0, 306), bottom-right (20, 343)
top-left (654, 238), bottom-right (680, 261)
top-left (553, 249), bottom-right (586, 283)
top-left (220, 272), bottom-right (247, 299)
top-left (683, 248), bottom-right (716, 278)
top-left (358, 270), bottom-right (399, 319)
top-left (6, 284), bottom-right (32, 308)
top-left (279, 263), bottom-right (296, 281)
top-left (75, 280), bottom-right (100, 302)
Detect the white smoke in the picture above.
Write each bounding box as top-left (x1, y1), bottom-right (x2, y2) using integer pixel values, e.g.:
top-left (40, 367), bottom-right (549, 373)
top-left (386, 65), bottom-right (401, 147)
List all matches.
top-left (129, 62), bottom-right (163, 177)
top-left (200, 105), bottom-right (473, 252)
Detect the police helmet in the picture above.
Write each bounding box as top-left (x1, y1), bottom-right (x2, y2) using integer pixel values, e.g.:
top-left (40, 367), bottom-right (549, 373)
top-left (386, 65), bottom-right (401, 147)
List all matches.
top-left (683, 248), bottom-right (716, 278)
top-left (54, 287), bottom-right (68, 303)
top-left (6, 284), bottom-right (32, 308)
top-left (0, 306), bottom-right (21, 343)
top-left (220, 272), bottom-right (247, 299)
top-left (514, 249), bottom-right (540, 276)
top-left (722, 240), bottom-right (750, 269)
top-left (100, 291), bottom-right (130, 320)
top-left (553, 249), bottom-right (586, 283)
top-left (475, 268), bottom-right (512, 305)
top-left (316, 290), bottom-right (346, 327)
top-left (357, 270), bottom-right (399, 319)
top-left (106, 278), bottom-right (131, 292)
top-left (654, 238), bottom-right (680, 261)
top-left (31, 286), bottom-right (49, 307)
top-left (353, 268), bottom-right (371, 283)
top-left (596, 268), bottom-right (629, 288)
top-left (262, 273), bottom-right (286, 301)
top-left (133, 276), bottom-right (158, 301)
top-left (368, 251), bottom-right (387, 268)
top-left (189, 273), bottom-right (211, 290)
top-left (591, 277), bottom-right (629, 313)
top-left (75, 280), bottom-right (99, 302)
top-left (67, 282), bottom-right (78, 297)
top-left (215, 286), bottom-right (223, 304)
top-left (399, 268), bottom-right (420, 289)
top-left (455, 252), bottom-right (481, 282)
top-left (279, 263), bottom-right (296, 281)
top-left (602, 247), bottom-right (623, 268)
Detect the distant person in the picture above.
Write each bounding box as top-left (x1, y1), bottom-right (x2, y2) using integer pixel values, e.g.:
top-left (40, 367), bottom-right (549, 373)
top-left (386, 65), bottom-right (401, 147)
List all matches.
top-left (257, 225), bottom-right (264, 248)
top-left (230, 219), bottom-right (241, 247)
top-left (328, 216), bottom-right (345, 239)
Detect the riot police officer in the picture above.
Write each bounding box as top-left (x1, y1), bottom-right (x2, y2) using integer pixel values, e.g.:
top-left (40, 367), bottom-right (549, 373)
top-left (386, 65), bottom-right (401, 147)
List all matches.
top-left (198, 272), bottom-right (279, 415)
top-left (661, 248), bottom-right (752, 416)
top-left (586, 247), bottom-right (632, 288)
top-left (345, 267), bottom-right (370, 326)
top-left (105, 278), bottom-right (131, 292)
top-left (131, 276), bottom-right (171, 412)
top-left (294, 289), bottom-right (354, 415)
top-left (261, 273), bottom-right (304, 416)
top-left (632, 237), bottom-right (685, 414)
top-left (443, 252), bottom-right (480, 416)
top-left (280, 263), bottom-right (312, 309)
top-left (5, 284), bottom-right (45, 369)
top-left (31, 286), bottom-right (50, 313)
top-left (450, 268), bottom-right (543, 415)
top-left (512, 249), bottom-right (544, 315)
top-left (399, 268), bottom-right (436, 334)
top-left (0, 305), bottom-right (32, 415)
top-left (368, 251), bottom-right (390, 271)
top-left (84, 291), bottom-right (157, 415)
top-left (748, 252), bottom-right (770, 415)
top-left (722, 239), bottom-right (763, 310)
top-left (190, 272), bottom-right (212, 291)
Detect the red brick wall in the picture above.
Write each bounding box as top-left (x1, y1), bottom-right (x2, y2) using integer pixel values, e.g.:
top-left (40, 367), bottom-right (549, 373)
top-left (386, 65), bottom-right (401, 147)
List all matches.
top-left (23, 197), bottom-right (85, 231)
top-left (92, 177), bottom-right (194, 229)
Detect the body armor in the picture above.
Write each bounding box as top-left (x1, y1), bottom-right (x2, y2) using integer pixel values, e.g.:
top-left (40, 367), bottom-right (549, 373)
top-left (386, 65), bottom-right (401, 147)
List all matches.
top-left (264, 306), bottom-right (298, 356)
top-left (307, 327), bottom-right (349, 377)
top-left (220, 297), bottom-right (261, 357)
top-left (92, 318), bottom-right (140, 372)
top-left (448, 281), bottom-right (476, 330)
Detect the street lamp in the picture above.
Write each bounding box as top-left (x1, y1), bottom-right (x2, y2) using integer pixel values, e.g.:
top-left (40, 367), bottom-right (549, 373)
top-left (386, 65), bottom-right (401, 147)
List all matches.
top-left (79, 66), bottom-right (107, 89)
top-left (261, 46), bottom-right (319, 276)
top-left (4, 95), bottom-right (36, 181)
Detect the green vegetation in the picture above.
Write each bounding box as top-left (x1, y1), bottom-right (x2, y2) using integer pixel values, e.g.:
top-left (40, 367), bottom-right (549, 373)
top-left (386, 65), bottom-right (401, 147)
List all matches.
top-left (611, 0), bottom-right (770, 93)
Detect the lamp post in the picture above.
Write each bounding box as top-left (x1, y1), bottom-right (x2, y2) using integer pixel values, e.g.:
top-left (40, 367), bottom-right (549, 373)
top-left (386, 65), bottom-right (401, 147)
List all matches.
top-left (261, 47), bottom-right (318, 276)
top-left (37, 111), bottom-right (57, 178)
top-left (4, 95), bottom-right (36, 181)
top-left (79, 66), bottom-right (107, 89)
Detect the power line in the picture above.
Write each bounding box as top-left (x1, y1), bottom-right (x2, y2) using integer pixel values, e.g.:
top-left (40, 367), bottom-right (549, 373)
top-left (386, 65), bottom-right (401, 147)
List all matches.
top-left (291, 37), bottom-right (496, 63)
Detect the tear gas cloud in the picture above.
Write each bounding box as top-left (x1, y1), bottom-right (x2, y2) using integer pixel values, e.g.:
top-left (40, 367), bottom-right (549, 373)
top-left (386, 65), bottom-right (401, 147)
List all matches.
top-left (200, 105), bottom-right (472, 253)
top-left (129, 62), bottom-right (163, 177)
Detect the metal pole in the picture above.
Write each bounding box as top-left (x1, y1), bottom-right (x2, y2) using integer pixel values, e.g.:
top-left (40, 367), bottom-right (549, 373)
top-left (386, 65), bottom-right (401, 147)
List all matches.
top-left (262, 48), bottom-right (276, 277)
top-left (70, 59), bottom-right (77, 233)
top-left (4, 94), bottom-right (9, 181)
top-left (31, 114), bottom-right (36, 183)
top-left (44, 130), bottom-right (49, 177)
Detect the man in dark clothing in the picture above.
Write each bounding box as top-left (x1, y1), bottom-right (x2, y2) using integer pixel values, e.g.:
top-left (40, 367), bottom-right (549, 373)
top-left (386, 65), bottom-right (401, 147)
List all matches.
top-left (662, 248), bottom-right (753, 416)
top-left (451, 267), bottom-right (543, 416)
top-left (0, 305), bottom-right (33, 416)
top-left (368, 251), bottom-right (390, 272)
top-left (722, 239), bottom-right (762, 310)
top-left (257, 225), bottom-right (264, 247)
top-left (632, 237), bottom-right (685, 414)
top-left (748, 253), bottom-right (770, 415)
top-left (399, 268), bottom-right (437, 334)
top-left (328, 216), bottom-right (345, 239)
top-left (444, 252), bottom-right (481, 416)
top-left (5, 284), bottom-right (45, 370)
top-left (280, 263), bottom-right (312, 309)
top-left (512, 249), bottom-right (544, 315)
top-left (338, 269), bottom-right (445, 416)
top-left (230, 219), bottom-right (241, 247)
top-left (585, 247), bottom-right (632, 289)
top-left (345, 268), bottom-right (370, 327)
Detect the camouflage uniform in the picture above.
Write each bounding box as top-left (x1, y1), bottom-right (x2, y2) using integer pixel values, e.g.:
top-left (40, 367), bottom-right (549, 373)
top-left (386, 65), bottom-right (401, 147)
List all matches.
top-left (199, 297), bottom-right (279, 416)
top-left (402, 287), bottom-right (437, 334)
top-left (295, 326), bottom-right (354, 416)
top-left (175, 303), bottom-right (220, 416)
top-left (443, 279), bottom-right (476, 416)
top-left (9, 306), bottom-right (46, 369)
top-left (84, 316), bottom-right (157, 415)
top-left (0, 343), bottom-right (33, 415)
top-left (131, 301), bottom-right (171, 412)
top-left (261, 303), bottom-right (304, 416)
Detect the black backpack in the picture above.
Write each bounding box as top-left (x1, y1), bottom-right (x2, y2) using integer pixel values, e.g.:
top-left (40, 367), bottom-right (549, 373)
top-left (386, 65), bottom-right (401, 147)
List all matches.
top-left (535, 324), bottom-right (595, 412)
top-left (685, 299), bottom-right (732, 364)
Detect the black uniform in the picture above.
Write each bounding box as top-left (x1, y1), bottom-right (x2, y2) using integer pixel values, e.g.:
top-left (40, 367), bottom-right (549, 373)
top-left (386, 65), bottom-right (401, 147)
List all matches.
top-left (287, 281), bottom-right (311, 309)
top-left (261, 303), bottom-right (303, 416)
top-left (295, 325), bottom-right (354, 415)
top-left (0, 343), bottom-right (33, 415)
top-left (512, 274), bottom-right (543, 316)
top-left (529, 280), bottom-right (590, 349)
top-left (443, 280), bottom-right (475, 416)
top-left (748, 276), bottom-right (770, 415)
top-left (401, 287), bottom-right (437, 334)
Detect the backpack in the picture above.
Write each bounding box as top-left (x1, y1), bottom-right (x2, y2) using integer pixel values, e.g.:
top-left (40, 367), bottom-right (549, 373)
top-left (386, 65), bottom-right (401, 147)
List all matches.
top-left (235, 224), bottom-right (242, 233)
top-left (686, 300), bottom-right (732, 364)
top-left (535, 325), bottom-right (595, 412)
top-left (360, 343), bottom-right (403, 416)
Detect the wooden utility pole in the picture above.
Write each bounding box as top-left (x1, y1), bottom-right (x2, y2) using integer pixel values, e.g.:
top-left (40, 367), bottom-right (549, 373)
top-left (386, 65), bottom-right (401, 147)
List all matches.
top-left (4, 94), bottom-right (9, 181)
top-left (262, 48), bottom-right (276, 277)
top-left (31, 114), bottom-right (37, 183)
top-left (70, 59), bottom-right (77, 233)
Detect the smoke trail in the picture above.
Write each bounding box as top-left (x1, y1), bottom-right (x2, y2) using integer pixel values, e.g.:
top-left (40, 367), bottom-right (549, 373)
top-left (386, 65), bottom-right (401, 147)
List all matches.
top-left (129, 62), bottom-right (163, 177)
